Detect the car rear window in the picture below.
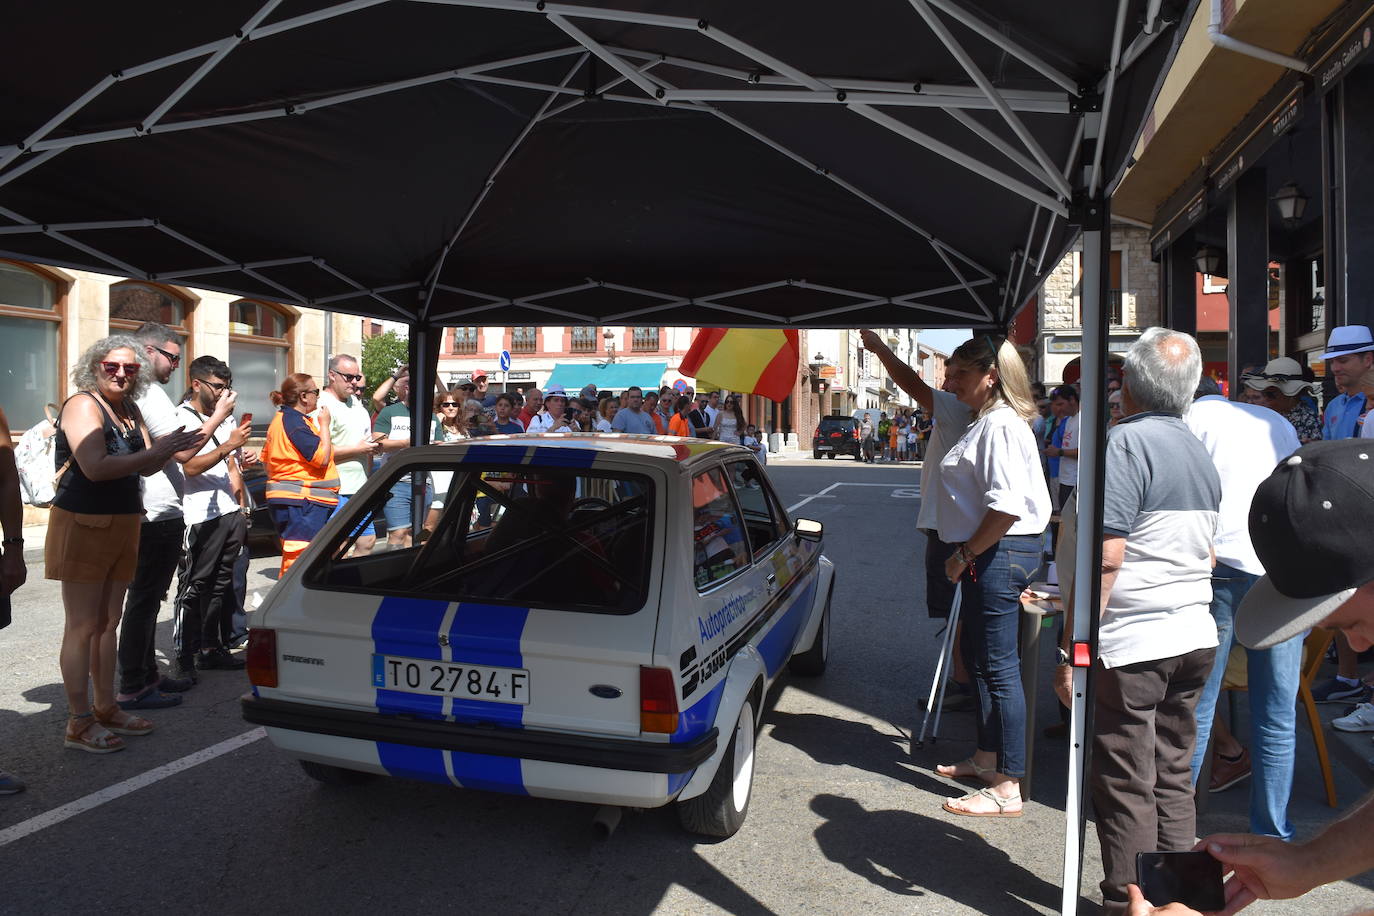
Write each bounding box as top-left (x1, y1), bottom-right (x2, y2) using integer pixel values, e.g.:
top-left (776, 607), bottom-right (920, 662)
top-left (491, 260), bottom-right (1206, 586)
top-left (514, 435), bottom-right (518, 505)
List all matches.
top-left (819, 418), bottom-right (855, 431)
top-left (306, 464), bottom-right (654, 614)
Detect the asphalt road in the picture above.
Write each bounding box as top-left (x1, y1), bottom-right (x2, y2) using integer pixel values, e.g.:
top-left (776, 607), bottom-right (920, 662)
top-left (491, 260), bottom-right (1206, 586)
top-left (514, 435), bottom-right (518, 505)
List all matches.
top-left (2, 457), bottom-right (1371, 914)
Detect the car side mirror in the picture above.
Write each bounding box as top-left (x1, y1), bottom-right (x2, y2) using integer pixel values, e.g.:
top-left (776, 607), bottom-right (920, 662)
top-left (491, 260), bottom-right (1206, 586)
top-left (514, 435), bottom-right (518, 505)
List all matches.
top-left (793, 518), bottom-right (823, 542)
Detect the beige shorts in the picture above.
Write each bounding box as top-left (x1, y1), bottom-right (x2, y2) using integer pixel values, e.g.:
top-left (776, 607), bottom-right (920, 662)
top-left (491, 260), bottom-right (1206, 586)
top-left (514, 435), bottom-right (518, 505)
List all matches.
top-left (44, 507), bottom-right (142, 583)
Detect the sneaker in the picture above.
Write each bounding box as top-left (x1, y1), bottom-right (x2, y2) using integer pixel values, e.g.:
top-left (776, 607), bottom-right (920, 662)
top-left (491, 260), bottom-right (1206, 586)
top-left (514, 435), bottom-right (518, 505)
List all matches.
top-left (197, 647), bottom-right (246, 671)
top-left (1209, 747), bottom-right (1252, 793)
top-left (1333, 702), bottom-right (1374, 732)
top-left (226, 630), bottom-right (250, 650)
top-left (1311, 677), bottom-right (1367, 704)
top-left (157, 674), bottom-right (196, 693)
top-left (0, 772), bottom-right (25, 795)
top-left (171, 659), bottom-right (200, 685)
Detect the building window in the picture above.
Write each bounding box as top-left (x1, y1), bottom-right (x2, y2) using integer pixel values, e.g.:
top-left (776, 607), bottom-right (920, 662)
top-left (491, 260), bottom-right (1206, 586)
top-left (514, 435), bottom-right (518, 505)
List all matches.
top-left (632, 327), bottom-right (660, 352)
top-left (511, 326), bottom-right (537, 354)
top-left (110, 280), bottom-right (192, 396)
top-left (228, 299), bottom-right (293, 429)
top-left (453, 326), bottom-right (478, 355)
top-left (570, 326), bottom-right (598, 354)
top-left (0, 260), bottom-right (63, 431)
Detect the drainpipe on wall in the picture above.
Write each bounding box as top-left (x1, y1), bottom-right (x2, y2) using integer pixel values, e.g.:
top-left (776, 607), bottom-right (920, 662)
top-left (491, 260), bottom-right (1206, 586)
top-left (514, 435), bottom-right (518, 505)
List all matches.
top-left (1207, 0), bottom-right (1309, 72)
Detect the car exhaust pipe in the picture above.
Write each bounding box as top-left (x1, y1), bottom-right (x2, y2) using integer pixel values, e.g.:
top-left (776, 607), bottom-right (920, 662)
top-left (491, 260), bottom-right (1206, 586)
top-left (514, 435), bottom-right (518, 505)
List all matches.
top-left (591, 805), bottom-right (623, 839)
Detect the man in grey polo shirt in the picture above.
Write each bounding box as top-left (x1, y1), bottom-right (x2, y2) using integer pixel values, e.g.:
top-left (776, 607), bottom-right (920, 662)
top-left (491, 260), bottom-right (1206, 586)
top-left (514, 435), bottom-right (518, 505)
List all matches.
top-left (1056, 327), bottom-right (1220, 915)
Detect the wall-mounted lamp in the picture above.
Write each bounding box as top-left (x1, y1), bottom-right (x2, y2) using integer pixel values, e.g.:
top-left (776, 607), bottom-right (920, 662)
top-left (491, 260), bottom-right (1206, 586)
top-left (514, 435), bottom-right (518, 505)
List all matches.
top-left (1194, 245), bottom-right (1223, 275)
top-left (1272, 181), bottom-right (1309, 228)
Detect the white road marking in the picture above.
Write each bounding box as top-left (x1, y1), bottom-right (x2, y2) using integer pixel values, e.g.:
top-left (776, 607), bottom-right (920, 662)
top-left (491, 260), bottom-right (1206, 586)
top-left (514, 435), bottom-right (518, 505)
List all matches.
top-left (788, 481), bottom-right (921, 513)
top-left (0, 727), bottom-right (266, 849)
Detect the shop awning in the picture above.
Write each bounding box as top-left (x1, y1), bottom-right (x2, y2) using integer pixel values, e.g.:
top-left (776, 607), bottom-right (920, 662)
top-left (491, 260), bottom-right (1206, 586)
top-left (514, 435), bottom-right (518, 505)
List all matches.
top-left (1113, 0), bottom-right (1352, 225)
top-left (545, 361), bottom-right (668, 394)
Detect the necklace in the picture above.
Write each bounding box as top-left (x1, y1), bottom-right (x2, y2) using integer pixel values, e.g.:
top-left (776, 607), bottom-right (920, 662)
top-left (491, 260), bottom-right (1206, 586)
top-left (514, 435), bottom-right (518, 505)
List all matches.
top-left (93, 390), bottom-right (138, 440)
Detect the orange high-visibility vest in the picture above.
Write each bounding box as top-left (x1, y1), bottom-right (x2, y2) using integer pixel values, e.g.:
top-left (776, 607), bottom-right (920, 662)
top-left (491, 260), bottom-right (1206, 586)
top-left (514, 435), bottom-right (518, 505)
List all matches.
top-left (263, 408), bottom-right (339, 507)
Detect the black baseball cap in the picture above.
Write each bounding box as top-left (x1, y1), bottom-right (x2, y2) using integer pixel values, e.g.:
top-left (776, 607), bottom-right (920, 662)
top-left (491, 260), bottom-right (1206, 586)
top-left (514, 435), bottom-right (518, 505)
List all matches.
top-left (1236, 440), bottom-right (1374, 649)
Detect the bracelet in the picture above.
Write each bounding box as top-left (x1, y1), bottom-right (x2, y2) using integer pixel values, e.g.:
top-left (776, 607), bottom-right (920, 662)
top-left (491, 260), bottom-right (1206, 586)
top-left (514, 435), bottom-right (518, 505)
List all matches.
top-left (2, 537), bottom-right (22, 546)
top-left (955, 544), bottom-right (976, 566)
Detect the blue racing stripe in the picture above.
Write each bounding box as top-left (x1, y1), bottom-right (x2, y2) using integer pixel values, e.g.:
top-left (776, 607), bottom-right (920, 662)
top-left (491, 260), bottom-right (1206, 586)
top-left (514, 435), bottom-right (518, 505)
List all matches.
top-left (448, 751), bottom-right (527, 795)
top-left (667, 770), bottom-right (694, 795)
top-left (670, 679), bottom-right (727, 744)
top-left (757, 579), bottom-right (818, 677)
top-left (372, 596), bottom-right (450, 719)
top-left (460, 444), bottom-right (520, 464)
top-left (378, 742), bottom-right (450, 785)
top-left (447, 603), bottom-right (529, 728)
top-left (528, 447), bottom-right (599, 468)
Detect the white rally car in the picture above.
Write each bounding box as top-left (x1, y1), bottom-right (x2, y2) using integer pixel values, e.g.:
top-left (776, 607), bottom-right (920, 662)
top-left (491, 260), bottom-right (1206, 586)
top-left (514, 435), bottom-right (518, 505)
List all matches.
top-left (241, 434), bottom-right (833, 837)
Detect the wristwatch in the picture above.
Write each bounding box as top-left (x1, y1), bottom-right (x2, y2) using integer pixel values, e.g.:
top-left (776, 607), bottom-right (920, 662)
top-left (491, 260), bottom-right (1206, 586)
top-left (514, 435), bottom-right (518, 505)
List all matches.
top-left (2, 537), bottom-right (22, 547)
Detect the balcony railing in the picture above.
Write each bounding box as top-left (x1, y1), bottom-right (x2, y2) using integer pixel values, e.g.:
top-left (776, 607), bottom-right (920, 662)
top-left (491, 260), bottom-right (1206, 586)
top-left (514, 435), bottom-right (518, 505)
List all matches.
top-left (452, 328), bottom-right (478, 355)
top-left (570, 331), bottom-right (598, 353)
top-left (1108, 289), bottom-right (1123, 326)
top-left (511, 328), bottom-right (537, 353)
top-left (632, 327), bottom-right (659, 351)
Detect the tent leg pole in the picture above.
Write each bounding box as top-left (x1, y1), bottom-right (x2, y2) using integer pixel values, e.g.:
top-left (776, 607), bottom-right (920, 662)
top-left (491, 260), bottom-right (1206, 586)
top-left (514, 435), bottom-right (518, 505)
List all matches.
top-left (1061, 196), bottom-right (1111, 916)
top-left (408, 322), bottom-right (440, 534)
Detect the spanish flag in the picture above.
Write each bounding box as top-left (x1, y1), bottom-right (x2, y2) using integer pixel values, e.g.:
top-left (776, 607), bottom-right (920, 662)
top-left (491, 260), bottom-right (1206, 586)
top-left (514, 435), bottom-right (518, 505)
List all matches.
top-left (679, 329), bottom-right (801, 403)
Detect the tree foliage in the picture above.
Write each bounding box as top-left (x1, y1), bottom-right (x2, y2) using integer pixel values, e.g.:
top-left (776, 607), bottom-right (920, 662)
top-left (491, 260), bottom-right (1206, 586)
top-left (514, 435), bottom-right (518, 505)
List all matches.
top-left (360, 330), bottom-right (409, 403)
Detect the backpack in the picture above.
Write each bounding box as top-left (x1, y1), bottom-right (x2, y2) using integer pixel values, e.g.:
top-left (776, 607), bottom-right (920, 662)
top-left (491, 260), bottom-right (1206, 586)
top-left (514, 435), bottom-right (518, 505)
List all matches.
top-left (15, 403), bottom-right (60, 507)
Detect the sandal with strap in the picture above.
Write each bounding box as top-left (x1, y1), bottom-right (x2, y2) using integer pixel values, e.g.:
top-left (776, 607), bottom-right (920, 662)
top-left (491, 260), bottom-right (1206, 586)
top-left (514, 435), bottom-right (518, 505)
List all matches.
top-left (64, 713), bottom-right (125, 754)
top-left (943, 787), bottom-right (1023, 819)
top-left (935, 757), bottom-right (998, 782)
top-left (93, 704), bottom-right (153, 736)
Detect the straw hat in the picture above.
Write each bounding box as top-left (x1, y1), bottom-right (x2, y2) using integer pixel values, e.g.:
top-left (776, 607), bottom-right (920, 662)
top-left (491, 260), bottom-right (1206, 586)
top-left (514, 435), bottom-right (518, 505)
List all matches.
top-left (1321, 325), bottom-right (1374, 361)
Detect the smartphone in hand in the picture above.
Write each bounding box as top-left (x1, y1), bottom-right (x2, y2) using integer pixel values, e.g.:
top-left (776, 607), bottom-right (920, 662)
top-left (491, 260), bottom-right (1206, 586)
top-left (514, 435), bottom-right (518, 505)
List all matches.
top-left (241, 413), bottom-right (253, 426)
top-left (1136, 851), bottom-right (1224, 911)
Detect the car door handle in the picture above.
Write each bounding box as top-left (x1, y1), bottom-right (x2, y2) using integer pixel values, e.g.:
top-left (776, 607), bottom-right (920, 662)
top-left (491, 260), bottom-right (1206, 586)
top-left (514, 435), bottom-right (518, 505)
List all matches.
top-left (766, 573), bottom-right (777, 593)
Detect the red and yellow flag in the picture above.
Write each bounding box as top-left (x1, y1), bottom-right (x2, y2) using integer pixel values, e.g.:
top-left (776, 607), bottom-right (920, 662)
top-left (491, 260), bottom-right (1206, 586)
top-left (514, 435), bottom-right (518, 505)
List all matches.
top-left (679, 329), bottom-right (800, 402)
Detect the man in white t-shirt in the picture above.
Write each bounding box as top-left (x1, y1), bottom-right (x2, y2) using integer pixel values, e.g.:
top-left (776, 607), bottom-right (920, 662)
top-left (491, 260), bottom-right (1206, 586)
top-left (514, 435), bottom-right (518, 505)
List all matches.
top-left (320, 353), bottom-right (381, 555)
top-left (1184, 375), bottom-right (1302, 838)
top-left (171, 357), bottom-right (252, 678)
top-left (859, 330), bottom-right (975, 694)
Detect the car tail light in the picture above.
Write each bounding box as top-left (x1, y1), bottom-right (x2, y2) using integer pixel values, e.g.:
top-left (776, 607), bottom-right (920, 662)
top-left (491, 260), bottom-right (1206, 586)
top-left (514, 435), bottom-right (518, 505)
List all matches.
top-left (246, 629), bottom-right (278, 688)
top-left (639, 666), bottom-right (679, 734)
top-left (812, 425), bottom-right (820, 439)
top-left (829, 431), bottom-right (841, 438)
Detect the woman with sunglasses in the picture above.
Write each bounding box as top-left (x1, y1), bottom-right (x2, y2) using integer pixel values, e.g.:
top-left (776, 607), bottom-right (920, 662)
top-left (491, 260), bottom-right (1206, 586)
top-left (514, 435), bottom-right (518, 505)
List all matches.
top-left (425, 395), bottom-right (471, 531)
top-left (930, 335), bottom-right (1051, 818)
top-left (262, 374), bottom-right (338, 575)
top-left (714, 394), bottom-right (746, 445)
top-left (48, 336), bottom-right (205, 753)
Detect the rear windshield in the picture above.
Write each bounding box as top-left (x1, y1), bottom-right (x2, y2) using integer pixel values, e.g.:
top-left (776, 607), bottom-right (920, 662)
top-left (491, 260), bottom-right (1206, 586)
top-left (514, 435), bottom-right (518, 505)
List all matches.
top-left (819, 418), bottom-right (855, 430)
top-left (305, 464), bottom-right (655, 614)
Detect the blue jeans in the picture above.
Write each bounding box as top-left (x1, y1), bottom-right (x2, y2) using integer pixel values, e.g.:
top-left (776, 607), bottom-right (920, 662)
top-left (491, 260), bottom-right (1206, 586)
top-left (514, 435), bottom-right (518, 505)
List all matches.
top-left (957, 533), bottom-right (1042, 778)
top-left (1189, 562), bottom-right (1302, 840)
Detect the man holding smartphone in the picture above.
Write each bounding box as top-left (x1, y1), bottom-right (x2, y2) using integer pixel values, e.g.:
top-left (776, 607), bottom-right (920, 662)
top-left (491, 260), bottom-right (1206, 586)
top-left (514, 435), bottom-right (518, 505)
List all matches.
top-left (1130, 439), bottom-right (1374, 915)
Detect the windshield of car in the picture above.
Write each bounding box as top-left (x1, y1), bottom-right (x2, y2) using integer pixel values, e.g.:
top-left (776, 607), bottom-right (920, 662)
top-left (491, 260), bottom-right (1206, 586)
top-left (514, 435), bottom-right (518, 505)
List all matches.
top-left (818, 418), bottom-right (855, 432)
top-left (306, 464), bottom-right (654, 614)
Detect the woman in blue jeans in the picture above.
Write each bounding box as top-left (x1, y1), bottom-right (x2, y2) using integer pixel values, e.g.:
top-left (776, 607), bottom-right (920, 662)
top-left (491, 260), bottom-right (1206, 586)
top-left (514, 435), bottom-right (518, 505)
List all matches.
top-left (931, 336), bottom-right (1051, 817)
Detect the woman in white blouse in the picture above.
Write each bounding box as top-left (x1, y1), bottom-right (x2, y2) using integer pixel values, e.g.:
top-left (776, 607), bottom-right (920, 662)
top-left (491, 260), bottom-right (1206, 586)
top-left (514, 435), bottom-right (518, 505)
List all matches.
top-left (932, 335), bottom-right (1051, 819)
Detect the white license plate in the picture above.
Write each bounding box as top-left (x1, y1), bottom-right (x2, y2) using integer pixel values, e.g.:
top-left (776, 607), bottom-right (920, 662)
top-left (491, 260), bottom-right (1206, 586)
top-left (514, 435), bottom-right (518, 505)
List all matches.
top-left (372, 654), bottom-right (530, 705)
top-left (817, 445), bottom-right (833, 450)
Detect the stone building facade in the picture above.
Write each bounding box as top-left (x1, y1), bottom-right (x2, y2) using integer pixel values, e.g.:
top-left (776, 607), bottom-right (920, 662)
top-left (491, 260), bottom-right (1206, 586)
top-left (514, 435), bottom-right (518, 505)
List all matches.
top-left (1036, 222), bottom-right (1160, 385)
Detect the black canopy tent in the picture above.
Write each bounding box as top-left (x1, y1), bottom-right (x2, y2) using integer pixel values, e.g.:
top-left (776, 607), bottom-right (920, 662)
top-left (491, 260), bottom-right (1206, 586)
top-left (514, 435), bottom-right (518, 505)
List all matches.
top-left (1, 2), bottom-right (1195, 909)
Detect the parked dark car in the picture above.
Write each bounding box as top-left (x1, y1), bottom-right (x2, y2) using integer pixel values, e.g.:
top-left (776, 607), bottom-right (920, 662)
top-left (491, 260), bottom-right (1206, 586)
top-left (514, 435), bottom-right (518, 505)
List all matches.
top-left (812, 415), bottom-right (862, 460)
top-left (241, 465), bottom-right (280, 552)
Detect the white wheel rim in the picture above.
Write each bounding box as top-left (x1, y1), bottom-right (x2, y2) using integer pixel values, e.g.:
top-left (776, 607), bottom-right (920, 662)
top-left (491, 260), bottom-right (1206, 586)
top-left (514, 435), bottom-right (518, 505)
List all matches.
top-left (731, 703), bottom-right (755, 812)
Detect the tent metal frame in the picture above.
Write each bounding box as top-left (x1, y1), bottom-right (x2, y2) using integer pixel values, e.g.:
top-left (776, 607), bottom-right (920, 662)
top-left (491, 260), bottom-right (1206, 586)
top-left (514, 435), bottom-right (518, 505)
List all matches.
top-left (0, 0), bottom-right (1168, 337)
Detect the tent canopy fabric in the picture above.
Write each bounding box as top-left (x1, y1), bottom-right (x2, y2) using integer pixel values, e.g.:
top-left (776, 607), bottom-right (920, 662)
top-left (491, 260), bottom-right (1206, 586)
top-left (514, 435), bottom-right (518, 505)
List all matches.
top-left (0, 1), bottom-right (1193, 332)
top-left (544, 360), bottom-right (667, 393)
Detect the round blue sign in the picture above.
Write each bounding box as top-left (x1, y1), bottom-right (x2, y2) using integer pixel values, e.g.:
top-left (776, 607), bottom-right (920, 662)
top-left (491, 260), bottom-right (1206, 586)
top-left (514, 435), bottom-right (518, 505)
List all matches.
top-left (673, 379), bottom-right (688, 392)
top-left (499, 349), bottom-right (511, 371)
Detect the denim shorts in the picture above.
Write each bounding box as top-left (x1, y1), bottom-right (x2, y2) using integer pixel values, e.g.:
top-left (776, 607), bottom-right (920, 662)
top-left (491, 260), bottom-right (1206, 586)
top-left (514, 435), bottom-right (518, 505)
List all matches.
top-left (383, 478), bottom-right (435, 531)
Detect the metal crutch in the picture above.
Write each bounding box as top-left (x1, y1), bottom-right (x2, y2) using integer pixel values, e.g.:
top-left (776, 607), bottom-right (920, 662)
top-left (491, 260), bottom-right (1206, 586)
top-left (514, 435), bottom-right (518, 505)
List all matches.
top-left (912, 580), bottom-right (962, 751)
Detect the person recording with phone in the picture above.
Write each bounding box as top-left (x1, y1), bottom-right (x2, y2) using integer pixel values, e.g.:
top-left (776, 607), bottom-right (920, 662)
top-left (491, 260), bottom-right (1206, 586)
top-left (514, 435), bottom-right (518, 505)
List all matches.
top-left (170, 356), bottom-right (254, 678)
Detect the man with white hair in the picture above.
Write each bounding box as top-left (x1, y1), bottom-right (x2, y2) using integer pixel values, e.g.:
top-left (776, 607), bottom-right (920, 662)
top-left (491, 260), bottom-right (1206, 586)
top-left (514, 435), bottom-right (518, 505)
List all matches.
top-left (517, 388), bottom-right (542, 430)
top-left (1054, 327), bottom-right (1221, 915)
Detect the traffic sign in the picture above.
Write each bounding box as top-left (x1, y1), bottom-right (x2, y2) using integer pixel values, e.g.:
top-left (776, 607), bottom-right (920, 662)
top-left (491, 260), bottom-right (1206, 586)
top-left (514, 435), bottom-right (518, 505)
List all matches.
top-left (499, 349), bottom-right (511, 372)
top-left (673, 379), bottom-right (688, 392)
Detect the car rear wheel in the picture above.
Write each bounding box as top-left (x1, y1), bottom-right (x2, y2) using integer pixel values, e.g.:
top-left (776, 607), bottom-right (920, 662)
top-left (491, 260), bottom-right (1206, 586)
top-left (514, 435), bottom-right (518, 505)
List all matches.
top-left (299, 759), bottom-right (375, 786)
top-left (789, 584), bottom-right (831, 676)
top-left (677, 698), bottom-right (756, 838)
top-left (812, 451), bottom-right (821, 460)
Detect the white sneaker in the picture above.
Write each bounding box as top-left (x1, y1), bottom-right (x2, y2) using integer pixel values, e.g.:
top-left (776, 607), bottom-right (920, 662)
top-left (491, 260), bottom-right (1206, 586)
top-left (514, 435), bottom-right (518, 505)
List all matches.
top-left (1333, 702), bottom-right (1374, 732)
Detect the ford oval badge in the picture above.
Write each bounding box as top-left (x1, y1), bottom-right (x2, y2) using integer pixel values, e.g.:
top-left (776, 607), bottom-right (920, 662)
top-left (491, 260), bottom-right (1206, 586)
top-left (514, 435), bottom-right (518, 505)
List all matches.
top-left (589, 684), bottom-right (623, 699)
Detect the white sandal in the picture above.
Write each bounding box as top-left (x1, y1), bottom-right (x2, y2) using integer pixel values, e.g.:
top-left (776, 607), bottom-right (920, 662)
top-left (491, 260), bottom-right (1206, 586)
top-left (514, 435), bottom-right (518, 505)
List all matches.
top-left (942, 787), bottom-right (1023, 818)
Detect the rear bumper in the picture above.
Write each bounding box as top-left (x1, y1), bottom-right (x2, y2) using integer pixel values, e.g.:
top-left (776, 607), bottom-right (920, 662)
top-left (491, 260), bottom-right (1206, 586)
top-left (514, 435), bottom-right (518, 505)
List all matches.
top-left (242, 695), bottom-right (716, 774)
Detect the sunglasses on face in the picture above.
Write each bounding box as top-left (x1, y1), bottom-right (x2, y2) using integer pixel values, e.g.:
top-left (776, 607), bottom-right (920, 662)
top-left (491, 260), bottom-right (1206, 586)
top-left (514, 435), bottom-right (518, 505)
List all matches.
top-left (200, 379), bottom-right (231, 394)
top-left (332, 370), bottom-right (362, 382)
top-left (101, 361), bottom-right (140, 376)
top-left (300, 388), bottom-right (320, 396)
top-left (151, 345), bottom-right (181, 366)
top-left (439, 402), bottom-right (460, 408)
